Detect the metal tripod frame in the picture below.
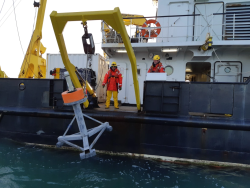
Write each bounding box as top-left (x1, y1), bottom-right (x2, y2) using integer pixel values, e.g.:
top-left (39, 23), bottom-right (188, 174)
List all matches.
top-left (56, 72), bottom-right (112, 159)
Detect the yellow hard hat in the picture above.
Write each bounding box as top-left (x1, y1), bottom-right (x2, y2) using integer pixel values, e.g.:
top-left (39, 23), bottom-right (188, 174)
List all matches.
top-left (153, 55), bottom-right (160, 61)
top-left (111, 62), bottom-right (117, 67)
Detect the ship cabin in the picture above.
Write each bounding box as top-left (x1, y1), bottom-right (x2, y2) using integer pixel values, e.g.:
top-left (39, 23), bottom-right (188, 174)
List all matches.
top-left (101, 0), bottom-right (250, 109)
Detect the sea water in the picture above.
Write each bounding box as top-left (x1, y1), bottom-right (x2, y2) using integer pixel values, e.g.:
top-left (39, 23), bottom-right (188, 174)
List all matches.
top-left (1, 138), bottom-right (250, 188)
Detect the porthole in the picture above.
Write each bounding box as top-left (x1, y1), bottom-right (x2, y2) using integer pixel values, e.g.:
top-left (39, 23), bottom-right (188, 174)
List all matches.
top-left (224, 67), bottom-right (231, 73)
top-left (19, 83), bottom-right (25, 90)
top-left (165, 65), bottom-right (174, 76)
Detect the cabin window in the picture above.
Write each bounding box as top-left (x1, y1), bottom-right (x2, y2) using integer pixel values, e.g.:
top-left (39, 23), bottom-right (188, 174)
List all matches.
top-left (165, 65), bottom-right (173, 76)
top-left (185, 62), bottom-right (211, 82)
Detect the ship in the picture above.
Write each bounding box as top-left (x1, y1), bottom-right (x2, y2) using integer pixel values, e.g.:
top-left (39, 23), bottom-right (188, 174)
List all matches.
top-left (1, 0), bottom-right (250, 166)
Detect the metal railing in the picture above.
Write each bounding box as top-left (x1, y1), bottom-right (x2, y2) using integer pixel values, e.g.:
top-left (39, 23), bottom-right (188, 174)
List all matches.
top-left (101, 12), bottom-right (250, 44)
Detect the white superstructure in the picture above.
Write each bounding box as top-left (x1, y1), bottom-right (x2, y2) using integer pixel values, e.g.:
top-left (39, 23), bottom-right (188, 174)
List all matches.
top-left (101, 0), bottom-right (250, 104)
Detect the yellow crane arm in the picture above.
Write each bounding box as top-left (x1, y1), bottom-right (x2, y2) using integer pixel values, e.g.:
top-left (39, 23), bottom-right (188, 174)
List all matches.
top-left (103, 13), bottom-right (146, 33)
top-left (0, 67), bottom-right (8, 78)
top-left (50, 8), bottom-right (141, 111)
top-left (18, 0), bottom-right (47, 79)
top-left (121, 14), bottom-right (146, 26)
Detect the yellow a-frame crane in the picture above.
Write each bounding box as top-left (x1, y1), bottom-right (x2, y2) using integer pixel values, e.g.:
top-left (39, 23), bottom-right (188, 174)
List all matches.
top-left (50, 7), bottom-right (141, 111)
top-left (18, 0), bottom-right (47, 78)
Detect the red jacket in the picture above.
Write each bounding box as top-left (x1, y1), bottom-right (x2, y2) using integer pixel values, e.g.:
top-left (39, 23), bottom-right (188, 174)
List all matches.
top-left (103, 69), bottom-right (122, 91)
top-left (148, 62), bottom-right (165, 73)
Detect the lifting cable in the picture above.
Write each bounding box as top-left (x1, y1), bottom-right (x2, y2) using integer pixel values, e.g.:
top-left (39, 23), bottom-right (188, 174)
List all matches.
top-left (95, 60), bottom-right (105, 90)
top-left (213, 48), bottom-right (221, 64)
top-left (12, 0), bottom-right (24, 55)
top-left (0, 0), bottom-right (23, 28)
top-left (0, 0), bottom-right (5, 15)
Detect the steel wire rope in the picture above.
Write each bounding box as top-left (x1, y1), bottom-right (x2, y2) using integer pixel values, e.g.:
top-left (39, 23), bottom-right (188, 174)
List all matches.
top-left (94, 58), bottom-right (106, 91)
top-left (77, 48), bottom-right (89, 98)
top-left (20, 6), bottom-right (38, 78)
top-left (0, 0), bottom-right (22, 28)
top-left (81, 41), bottom-right (106, 91)
top-left (0, 0), bottom-right (6, 15)
top-left (213, 48), bottom-right (222, 64)
top-left (85, 53), bottom-right (89, 97)
top-left (12, 0), bottom-right (24, 55)
top-left (0, 0), bottom-right (18, 21)
top-left (205, 4), bottom-right (209, 33)
top-left (79, 40), bottom-right (104, 91)
top-left (95, 64), bottom-right (104, 90)
top-left (200, 50), bottom-right (216, 82)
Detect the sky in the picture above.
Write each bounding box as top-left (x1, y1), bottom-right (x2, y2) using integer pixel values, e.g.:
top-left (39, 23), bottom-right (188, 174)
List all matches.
top-left (0, 0), bottom-right (157, 78)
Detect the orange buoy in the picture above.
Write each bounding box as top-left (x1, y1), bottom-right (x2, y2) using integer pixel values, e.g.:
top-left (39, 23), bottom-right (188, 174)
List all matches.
top-left (140, 19), bottom-right (161, 38)
top-left (62, 88), bottom-right (85, 104)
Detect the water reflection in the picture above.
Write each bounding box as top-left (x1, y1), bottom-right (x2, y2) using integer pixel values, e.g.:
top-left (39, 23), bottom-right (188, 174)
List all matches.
top-left (0, 138), bottom-right (250, 188)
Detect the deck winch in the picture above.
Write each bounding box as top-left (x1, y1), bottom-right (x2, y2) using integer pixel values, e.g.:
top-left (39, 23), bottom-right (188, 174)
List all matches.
top-left (56, 71), bottom-right (112, 159)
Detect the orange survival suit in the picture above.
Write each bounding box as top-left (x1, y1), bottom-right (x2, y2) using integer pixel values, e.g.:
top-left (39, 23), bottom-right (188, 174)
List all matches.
top-left (148, 62), bottom-right (165, 73)
top-left (102, 64), bottom-right (122, 109)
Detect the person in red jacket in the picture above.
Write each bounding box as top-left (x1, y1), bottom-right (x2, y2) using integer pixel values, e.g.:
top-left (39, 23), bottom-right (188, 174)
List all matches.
top-left (148, 55), bottom-right (165, 73)
top-left (102, 62), bottom-right (122, 109)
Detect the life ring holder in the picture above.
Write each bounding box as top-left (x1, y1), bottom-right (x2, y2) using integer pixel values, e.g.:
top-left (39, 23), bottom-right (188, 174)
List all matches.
top-left (140, 19), bottom-right (161, 38)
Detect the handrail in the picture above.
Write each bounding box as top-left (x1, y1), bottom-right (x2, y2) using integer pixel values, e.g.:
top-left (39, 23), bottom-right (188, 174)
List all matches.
top-left (213, 12), bottom-right (250, 15)
top-left (123, 14), bottom-right (201, 19)
top-left (103, 12), bottom-right (250, 43)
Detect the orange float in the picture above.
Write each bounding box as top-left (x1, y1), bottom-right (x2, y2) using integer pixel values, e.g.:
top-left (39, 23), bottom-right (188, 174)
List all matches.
top-left (140, 19), bottom-right (161, 38)
top-left (62, 88), bottom-right (85, 104)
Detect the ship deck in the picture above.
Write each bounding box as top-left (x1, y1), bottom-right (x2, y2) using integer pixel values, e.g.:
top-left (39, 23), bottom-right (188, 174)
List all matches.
top-left (95, 103), bottom-right (138, 113)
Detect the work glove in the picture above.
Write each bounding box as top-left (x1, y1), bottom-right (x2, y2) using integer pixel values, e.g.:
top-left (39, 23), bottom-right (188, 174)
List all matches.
top-left (102, 84), bottom-right (105, 88)
top-left (119, 86), bottom-right (122, 90)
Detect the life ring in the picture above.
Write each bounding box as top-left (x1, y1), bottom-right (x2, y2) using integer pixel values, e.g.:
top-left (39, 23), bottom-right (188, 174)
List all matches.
top-left (140, 19), bottom-right (161, 38)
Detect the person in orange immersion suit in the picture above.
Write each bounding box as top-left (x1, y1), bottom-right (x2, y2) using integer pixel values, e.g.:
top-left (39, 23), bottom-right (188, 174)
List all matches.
top-left (148, 55), bottom-right (165, 73)
top-left (102, 62), bottom-right (123, 109)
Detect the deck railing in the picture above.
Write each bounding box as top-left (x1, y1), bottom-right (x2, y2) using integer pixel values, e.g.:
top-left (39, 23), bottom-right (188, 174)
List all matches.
top-left (101, 12), bottom-right (250, 44)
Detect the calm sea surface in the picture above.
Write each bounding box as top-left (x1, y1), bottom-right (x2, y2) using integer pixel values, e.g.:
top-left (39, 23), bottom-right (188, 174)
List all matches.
top-left (1, 138), bottom-right (250, 188)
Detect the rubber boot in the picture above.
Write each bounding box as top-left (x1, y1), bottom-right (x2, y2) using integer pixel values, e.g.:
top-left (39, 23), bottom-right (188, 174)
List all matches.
top-left (113, 91), bottom-right (119, 109)
top-left (105, 90), bottom-right (112, 109)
